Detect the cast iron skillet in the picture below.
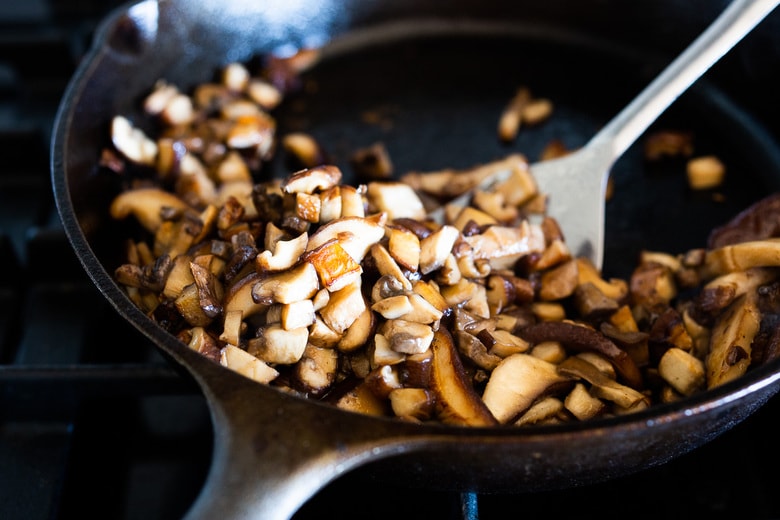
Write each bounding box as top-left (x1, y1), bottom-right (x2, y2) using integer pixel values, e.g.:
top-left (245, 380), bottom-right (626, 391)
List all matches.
top-left (51, 0), bottom-right (780, 518)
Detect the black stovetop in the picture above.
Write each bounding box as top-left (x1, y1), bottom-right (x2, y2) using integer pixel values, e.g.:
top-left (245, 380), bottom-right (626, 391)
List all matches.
top-left (2, 2), bottom-right (780, 519)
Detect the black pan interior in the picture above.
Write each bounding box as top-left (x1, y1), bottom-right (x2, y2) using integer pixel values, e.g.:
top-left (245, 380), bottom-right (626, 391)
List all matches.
top-left (266, 26), bottom-right (778, 280)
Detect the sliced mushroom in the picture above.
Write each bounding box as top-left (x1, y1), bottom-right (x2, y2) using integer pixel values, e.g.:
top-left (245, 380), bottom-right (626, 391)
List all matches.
top-left (110, 188), bottom-right (188, 234)
top-left (111, 115), bottom-right (158, 166)
top-left (419, 225), bottom-right (460, 275)
top-left (658, 347), bottom-right (706, 396)
top-left (703, 239), bottom-right (780, 278)
top-left (519, 321), bottom-right (643, 389)
top-left (255, 232), bottom-right (308, 272)
top-left (462, 221), bottom-right (545, 270)
top-left (292, 344), bottom-right (339, 397)
top-left (304, 239), bottom-right (363, 292)
top-left (220, 344), bottom-right (279, 384)
top-left (388, 388), bottom-right (435, 421)
top-left (248, 324), bottom-right (309, 364)
top-left (706, 292), bottom-right (761, 388)
top-left (563, 383), bottom-right (606, 421)
top-left (306, 214), bottom-right (387, 263)
top-left (319, 281), bottom-right (366, 334)
top-left (386, 225), bottom-right (421, 272)
top-left (557, 356), bottom-right (648, 409)
top-left (430, 329), bottom-right (498, 426)
top-left (251, 262), bottom-right (319, 305)
top-left (366, 181), bottom-right (426, 220)
top-left (283, 164), bottom-right (343, 195)
top-left (482, 353), bottom-right (570, 424)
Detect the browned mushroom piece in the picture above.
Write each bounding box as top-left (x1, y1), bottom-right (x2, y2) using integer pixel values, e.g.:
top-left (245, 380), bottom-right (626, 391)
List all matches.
top-left (430, 328), bottom-right (498, 426)
top-left (706, 292), bottom-right (761, 388)
top-left (518, 321), bottom-right (643, 389)
top-left (350, 142), bottom-right (394, 180)
top-left (283, 164), bottom-right (343, 195)
top-left (557, 356), bottom-right (649, 410)
top-left (708, 192), bottom-right (780, 248)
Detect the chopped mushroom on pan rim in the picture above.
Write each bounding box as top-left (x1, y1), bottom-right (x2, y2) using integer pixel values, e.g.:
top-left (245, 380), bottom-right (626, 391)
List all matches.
top-left (106, 57), bottom-right (780, 427)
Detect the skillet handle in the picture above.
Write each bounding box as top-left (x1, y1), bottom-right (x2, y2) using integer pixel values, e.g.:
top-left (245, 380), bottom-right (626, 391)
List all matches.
top-left (181, 354), bottom-right (424, 520)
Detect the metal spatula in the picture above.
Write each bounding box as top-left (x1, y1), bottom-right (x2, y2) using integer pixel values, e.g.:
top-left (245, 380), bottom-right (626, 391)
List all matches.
top-left (435, 0), bottom-right (778, 271)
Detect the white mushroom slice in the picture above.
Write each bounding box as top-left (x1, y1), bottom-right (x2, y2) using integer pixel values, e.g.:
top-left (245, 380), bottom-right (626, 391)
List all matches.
top-left (339, 184), bottom-right (366, 217)
top-left (701, 267), bottom-right (778, 308)
top-left (318, 187), bottom-right (342, 223)
top-left (162, 255), bottom-right (195, 299)
top-left (216, 151), bottom-right (252, 184)
top-left (251, 262), bottom-right (319, 305)
top-left (305, 239), bottom-right (363, 292)
top-left (311, 288), bottom-right (330, 311)
top-left (462, 221), bottom-right (545, 270)
top-left (366, 181), bottom-right (426, 220)
top-left (110, 188), bottom-right (188, 234)
top-left (143, 81), bottom-right (179, 115)
top-left (403, 293), bottom-right (444, 324)
top-left (386, 225), bottom-right (421, 272)
top-left (265, 304), bottom-right (282, 324)
top-left (515, 396), bottom-right (565, 426)
top-left (249, 324), bottom-right (309, 364)
top-left (224, 272), bottom-right (267, 318)
top-left (482, 329), bottom-right (530, 357)
top-left (436, 254), bottom-right (462, 286)
top-left (658, 347), bottom-right (706, 396)
top-left (111, 115), bottom-right (158, 166)
top-left (412, 280), bottom-right (450, 314)
top-left (338, 303), bottom-right (376, 353)
top-left (283, 165), bottom-right (343, 195)
top-left (372, 295), bottom-right (413, 319)
top-left (557, 357), bottom-right (648, 409)
top-left (419, 225), bottom-right (460, 275)
top-left (534, 239), bottom-right (571, 271)
top-left (264, 221), bottom-right (291, 251)
top-left (370, 243), bottom-right (412, 291)
top-left (226, 112), bottom-right (276, 159)
top-left (451, 206), bottom-right (497, 232)
top-left (703, 239), bottom-right (780, 277)
top-left (482, 353), bottom-right (570, 424)
top-left (220, 345), bottom-right (279, 384)
top-left (365, 365), bottom-right (402, 399)
top-left (222, 62), bottom-right (250, 92)
top-left (248, 79), bottom-right (283, 110)
top-left (564, 383), bottom-right (606, 421)
top-left (380, 319), bottom-right (434, 355)
top-left (160, 93), bottom-right (195, 126)
top-left (472, 190), bottom-right (518, 222)
top-left (463, 283), bottom-right (490, 319)
top-left (492, 154), bottom-right (538, 206)
top-left (319, 281), bottom-right (366, 334)
top-left (219, 309), bottom-right (244, 346)
top-left (439, 279), bottom-right (479, 308)
top-left (308, 316), bottom-right (341, 348)
top-left (372, 333), bottom-right (406, 366)
top-left (529, 341), bottom-right (567, 363)
top-left (576, 256), bottom-right (628, 300)
top-left (256, 232), bottom-right (308, 272)
top-left (178, 153), bottom-right (217, 205)
top-left (706, 292), bottom-right (761, 389)
top-left (280, 299), bottom-right (316, 330)
top-left (388, 388), bottom-right (435, 421)
top-left (306, 214), bottom-right (387, 263)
